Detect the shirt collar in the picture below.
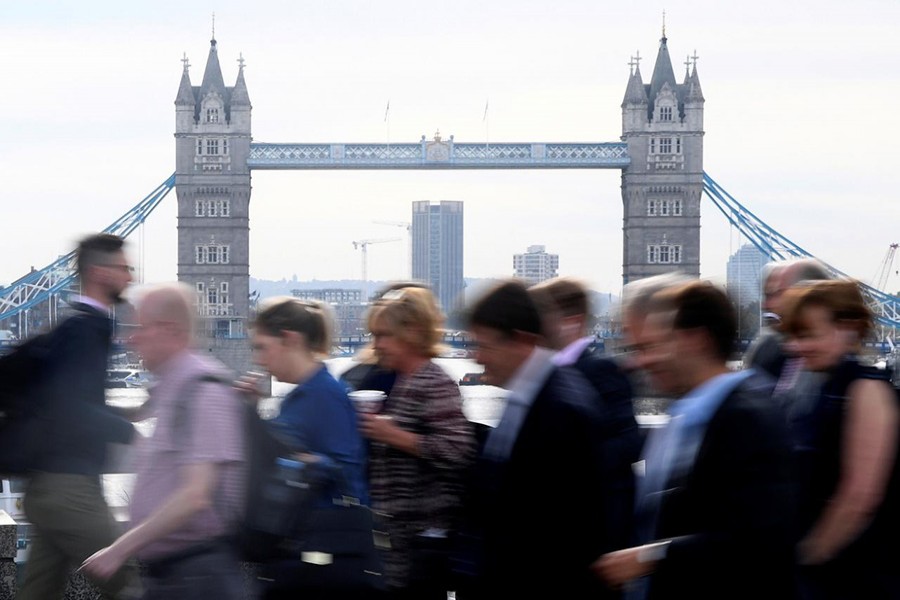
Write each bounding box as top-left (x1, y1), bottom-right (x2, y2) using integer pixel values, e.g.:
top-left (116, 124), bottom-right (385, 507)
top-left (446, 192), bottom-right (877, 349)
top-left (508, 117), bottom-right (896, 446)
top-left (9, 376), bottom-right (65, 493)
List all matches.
top-left (552, 336), bottom-right (595, 366)
top-left (69, 294), bottom-right (110, 314)
top-left (505, 347), bottom-right (557, 406)
top-left (670, 369), bottom-right (754, 426)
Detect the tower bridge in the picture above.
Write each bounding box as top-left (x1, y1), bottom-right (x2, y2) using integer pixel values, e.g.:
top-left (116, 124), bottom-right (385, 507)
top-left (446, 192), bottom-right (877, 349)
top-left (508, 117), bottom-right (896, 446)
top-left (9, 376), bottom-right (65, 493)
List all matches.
top-left (1, 29), bottom-right (897, 374)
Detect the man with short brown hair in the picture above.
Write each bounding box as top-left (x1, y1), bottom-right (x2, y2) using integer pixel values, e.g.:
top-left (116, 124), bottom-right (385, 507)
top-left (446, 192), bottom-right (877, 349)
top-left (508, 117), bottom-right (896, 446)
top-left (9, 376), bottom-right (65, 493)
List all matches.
top-left (19, 233), bottom-right (138, 600)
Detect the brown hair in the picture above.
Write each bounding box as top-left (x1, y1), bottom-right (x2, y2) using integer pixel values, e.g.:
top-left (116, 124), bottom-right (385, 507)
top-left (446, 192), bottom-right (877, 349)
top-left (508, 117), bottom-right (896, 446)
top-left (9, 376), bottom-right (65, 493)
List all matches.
top-left (253, 297), bottom-right (333, 354)
top-left (366, 287), bottom-right (444, 358)
top-left (529, 277), bottom-right (590, 319)
top-left (651, 279), bottom-right (737, 361)
top-left (467, 279), bottom-right (542, 338)
top-left (781, 279), bottom-right (872, 340)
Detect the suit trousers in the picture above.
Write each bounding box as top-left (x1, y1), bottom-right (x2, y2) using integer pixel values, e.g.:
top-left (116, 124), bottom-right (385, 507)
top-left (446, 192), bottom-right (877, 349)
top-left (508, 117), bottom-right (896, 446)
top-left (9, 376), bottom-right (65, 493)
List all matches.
top-left (19, 472), bottom-right (139, 600)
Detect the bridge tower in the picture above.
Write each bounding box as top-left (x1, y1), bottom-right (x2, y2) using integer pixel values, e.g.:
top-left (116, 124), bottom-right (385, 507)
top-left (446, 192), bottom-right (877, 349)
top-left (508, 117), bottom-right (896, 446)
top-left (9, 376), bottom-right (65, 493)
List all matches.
top-left (174, 37), bottom-right (253, 375)
top-left (621, 30), bottom-right (704, 284)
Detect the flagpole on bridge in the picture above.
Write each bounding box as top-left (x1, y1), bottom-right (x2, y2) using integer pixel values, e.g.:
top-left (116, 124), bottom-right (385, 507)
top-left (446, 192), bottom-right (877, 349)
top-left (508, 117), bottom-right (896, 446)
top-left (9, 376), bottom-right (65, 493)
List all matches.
top-left (483, 98), bottom-right (489, 151)
top-left (384, 100), bottom-right (391, 147)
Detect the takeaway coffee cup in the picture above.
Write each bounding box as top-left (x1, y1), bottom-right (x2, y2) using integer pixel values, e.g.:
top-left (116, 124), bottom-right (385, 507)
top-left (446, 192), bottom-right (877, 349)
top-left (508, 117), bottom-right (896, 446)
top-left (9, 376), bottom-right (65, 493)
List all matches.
top-left (348, 390), bottom-right (387, 414)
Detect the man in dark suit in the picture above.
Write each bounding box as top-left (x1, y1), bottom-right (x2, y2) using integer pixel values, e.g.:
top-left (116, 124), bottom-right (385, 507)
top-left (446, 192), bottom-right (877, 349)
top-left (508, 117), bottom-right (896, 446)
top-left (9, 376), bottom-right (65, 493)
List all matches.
top-left (529, 277), bottom-right (641, 552)
top-left (19, 234), bottom-right (139, 600)
top-left (593, 280), bottom-right (796, 600)
top-left (463, 280), bottom-right (619, 599)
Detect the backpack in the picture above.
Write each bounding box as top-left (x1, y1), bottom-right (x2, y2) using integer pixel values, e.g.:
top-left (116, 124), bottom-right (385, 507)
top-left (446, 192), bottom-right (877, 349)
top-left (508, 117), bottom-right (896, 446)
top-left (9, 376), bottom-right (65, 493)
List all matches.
top-left (173, 374), bottom-right (328, 563)
top-left (0, 329), bottom-right (58, 477)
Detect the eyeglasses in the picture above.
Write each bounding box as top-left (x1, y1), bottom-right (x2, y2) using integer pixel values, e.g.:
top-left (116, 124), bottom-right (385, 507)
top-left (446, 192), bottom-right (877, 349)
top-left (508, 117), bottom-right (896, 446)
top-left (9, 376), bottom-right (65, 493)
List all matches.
top-left (103, 263), bottom-right (135, 273)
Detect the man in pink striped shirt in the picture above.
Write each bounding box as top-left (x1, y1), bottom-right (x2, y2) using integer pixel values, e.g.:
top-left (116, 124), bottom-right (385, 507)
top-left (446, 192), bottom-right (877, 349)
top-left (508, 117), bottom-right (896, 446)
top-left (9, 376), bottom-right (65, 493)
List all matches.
top-left (81, 283), bottom-right (246, 599)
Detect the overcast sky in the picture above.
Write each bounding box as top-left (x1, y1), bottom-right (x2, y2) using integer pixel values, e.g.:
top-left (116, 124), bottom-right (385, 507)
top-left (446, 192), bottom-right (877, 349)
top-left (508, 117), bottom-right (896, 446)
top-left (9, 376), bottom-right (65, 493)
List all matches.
top-left (2, 0), bottom-right (899, 295)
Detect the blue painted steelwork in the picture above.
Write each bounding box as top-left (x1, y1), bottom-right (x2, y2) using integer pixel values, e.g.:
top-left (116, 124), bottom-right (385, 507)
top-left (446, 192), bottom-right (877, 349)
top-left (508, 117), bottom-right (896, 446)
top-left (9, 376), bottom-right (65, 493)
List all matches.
top-left (247, 141), bottom-right (630, 170)
top-left (0, 174), bottom-right (176, 322)
top-left (703, 172), bottom-right (900, 329)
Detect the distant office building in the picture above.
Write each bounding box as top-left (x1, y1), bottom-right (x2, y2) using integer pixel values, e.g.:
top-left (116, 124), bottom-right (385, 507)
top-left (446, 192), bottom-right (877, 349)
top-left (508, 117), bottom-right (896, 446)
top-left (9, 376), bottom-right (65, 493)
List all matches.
top-left (514, 245), bottom-right (559, 284)
top-left (411, 201), bottom-right (465, 312)
top-left (727, 243), bottom-right (767, 305)
top-left (290, 288), bottom-right (363, 304)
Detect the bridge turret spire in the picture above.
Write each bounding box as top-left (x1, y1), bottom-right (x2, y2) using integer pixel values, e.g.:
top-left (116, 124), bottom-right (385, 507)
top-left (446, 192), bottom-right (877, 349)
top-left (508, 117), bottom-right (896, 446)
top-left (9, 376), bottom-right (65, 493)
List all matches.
top-left (199, 37), bottom-right (227, 103)
top-left (622, 62), bottom-right (648, 108)
top-left (175, 52), bottom-right (194, 106)
top-left (231, 53), bottom-right (251, 106)
top-left (649, 33), bottom-right (677, 113)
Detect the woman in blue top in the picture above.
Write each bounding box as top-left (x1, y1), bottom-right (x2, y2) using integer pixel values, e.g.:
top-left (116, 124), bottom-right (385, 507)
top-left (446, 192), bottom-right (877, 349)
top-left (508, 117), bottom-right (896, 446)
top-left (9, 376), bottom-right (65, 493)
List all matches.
top-left (247, 297), bottom-right (370, 599)
top-left (250, 297), bottom-right (367, 502)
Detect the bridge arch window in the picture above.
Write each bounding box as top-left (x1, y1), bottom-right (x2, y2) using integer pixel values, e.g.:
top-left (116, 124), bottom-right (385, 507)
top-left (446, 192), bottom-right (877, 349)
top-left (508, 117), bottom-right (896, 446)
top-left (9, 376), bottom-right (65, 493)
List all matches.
top-left (195, 244), bottom-right (230, 264)
top-left (672, 199), bottom-right (683, 216)
top-left (197, 139), bottom-right (203, 155)
top-left (647, 199), bottom-right (657, 216)
top-left (195, 198), bottom-right (230, 217)
top-left (206, 139), bottom-right (219, 155)
top-left (660, 106), bottom-right (673, 122)
top-left (659, 138), bottom-right (672, 154)
top-left (206, 108), bottom-right (220, 124)
top-left (647, 244), bottom-right (683, 264)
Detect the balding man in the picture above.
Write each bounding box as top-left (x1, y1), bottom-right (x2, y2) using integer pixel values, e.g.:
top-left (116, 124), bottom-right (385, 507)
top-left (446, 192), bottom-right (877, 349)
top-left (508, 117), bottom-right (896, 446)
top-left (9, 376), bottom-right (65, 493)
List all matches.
top-left (744, 258), bottom-right (831, 380)
top-left (81, 283), bottom-right (247, 599)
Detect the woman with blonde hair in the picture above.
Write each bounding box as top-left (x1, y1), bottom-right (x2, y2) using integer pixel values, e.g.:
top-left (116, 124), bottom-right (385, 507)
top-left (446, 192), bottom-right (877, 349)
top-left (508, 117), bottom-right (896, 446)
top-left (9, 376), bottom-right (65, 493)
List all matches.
top-left (359, 286), bottom-right (475, 599)
top-left (781, 280), bottom-right (899, 598)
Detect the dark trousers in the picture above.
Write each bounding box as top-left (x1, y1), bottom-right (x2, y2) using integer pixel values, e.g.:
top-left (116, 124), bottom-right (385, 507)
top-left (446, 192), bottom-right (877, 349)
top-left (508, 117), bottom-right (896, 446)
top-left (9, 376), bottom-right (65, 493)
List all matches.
top-left (142, 543), bottom-right (243, 600)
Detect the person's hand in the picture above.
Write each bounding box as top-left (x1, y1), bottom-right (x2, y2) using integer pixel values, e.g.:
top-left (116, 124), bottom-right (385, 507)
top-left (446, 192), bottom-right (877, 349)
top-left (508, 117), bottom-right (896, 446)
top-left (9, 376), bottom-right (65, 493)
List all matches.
top-left (358, 413), bottom-right (397, 444)
top-left (234, 371), bottom-right (266, 404)
top-left (591, 547), bottom-right (654, 588)
top-left (80, 545), bottom-right (128, 582)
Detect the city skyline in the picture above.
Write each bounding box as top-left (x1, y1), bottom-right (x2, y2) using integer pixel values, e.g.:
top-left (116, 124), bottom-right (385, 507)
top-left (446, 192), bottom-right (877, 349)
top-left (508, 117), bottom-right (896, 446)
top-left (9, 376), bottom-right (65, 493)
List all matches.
top-left (2, 1), bottom-right (899, 297)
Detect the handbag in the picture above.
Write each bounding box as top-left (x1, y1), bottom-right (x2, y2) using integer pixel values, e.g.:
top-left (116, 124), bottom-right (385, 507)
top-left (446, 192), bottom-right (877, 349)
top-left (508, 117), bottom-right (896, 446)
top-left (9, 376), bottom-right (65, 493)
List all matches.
top-left (260, 497), bottom-right (387, 595)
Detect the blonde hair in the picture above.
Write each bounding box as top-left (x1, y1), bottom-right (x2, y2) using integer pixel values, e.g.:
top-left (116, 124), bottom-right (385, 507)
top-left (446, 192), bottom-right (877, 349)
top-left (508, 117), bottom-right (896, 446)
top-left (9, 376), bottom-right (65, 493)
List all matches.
top-left (366, 287), bottom-right (444, 358)
top-left (253, 297), bottom-right (333, 355)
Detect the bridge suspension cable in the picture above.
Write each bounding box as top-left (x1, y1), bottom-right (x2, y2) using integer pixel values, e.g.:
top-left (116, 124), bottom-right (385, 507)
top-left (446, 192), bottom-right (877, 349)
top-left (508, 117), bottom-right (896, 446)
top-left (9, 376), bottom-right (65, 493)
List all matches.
top-left (0, 173), bottom-right (176, 323)
top-left (702, 172), bottom-right (900, 329)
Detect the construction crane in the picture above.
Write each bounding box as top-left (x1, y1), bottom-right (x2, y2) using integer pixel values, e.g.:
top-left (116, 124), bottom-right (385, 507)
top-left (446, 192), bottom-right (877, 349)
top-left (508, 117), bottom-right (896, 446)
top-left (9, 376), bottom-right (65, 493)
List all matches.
top-left (373, 220), bottom-right (412, 278)
top-left (873, 243), bottom-right (899, 292)
top-left (352, 237), bottom-right (401, 300)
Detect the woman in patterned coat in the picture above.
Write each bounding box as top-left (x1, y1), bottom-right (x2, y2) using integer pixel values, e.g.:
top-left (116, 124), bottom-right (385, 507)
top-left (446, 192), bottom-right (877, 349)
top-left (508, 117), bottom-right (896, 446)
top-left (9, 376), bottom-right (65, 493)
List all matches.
top-left (358, 287), bottom-right (476, 600)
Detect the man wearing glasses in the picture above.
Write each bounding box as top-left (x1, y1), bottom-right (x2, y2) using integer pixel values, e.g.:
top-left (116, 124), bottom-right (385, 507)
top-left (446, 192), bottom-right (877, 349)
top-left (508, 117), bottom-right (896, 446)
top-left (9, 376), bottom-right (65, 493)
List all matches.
top-left (19, 233), bottom-right (139, 600)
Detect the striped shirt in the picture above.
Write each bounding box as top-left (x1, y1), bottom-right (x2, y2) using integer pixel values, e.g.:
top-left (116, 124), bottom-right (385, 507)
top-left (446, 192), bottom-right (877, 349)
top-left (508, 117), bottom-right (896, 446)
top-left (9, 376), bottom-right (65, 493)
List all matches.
top-left (130, 350), bottom-right (246, 561)
top-left (368, 361), bottom-right (476, 588)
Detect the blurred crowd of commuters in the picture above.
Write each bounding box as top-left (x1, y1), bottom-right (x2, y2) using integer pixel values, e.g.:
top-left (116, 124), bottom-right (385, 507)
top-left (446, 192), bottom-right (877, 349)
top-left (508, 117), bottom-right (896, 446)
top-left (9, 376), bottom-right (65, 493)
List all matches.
top-left (15, 232), bottom-right (899, 599)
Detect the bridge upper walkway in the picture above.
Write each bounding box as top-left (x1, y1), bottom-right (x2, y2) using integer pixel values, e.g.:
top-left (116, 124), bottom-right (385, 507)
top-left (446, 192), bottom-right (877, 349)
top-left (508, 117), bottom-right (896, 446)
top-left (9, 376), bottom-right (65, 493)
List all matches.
top-left (247, 141), bottom-right (630, 170)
